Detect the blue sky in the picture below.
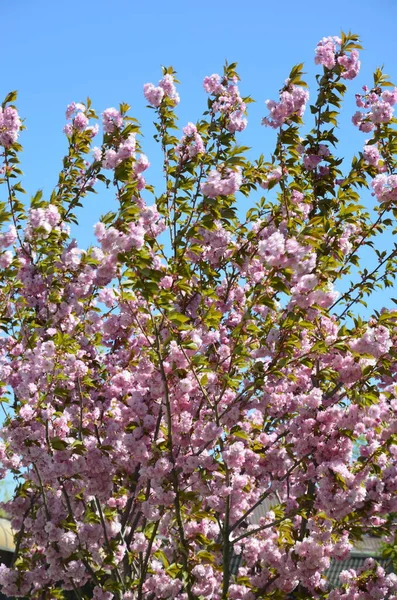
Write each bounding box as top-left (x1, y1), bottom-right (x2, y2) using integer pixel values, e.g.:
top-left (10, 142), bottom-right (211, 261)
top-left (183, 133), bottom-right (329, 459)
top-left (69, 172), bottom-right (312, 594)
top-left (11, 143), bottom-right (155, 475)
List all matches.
top-left (0, 1), bottom-right (396, 331)
top-left (0, 1), bottom-right (395, 318)
top-left (3, 0), bottom-right (397, 233)
top-left (1, 0), bottom-right (397, 497)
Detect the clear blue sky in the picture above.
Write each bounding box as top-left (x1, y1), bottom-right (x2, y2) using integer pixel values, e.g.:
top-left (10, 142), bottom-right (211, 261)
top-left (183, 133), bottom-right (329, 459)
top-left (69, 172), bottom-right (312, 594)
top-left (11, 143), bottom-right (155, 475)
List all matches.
top-left (0, 0), bottom-right (396, 497)
top-left (0, 1), bottom-right (395, 307)
top-left (0, 1), bottom-right (395, 317)
top-left (2, 0), bottom-right (397, 244)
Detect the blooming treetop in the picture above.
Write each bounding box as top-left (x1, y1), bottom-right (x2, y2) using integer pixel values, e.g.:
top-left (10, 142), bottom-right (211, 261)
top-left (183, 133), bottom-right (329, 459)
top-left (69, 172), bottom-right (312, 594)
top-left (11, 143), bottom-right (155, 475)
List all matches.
top-left (0, 32), bottom-right (397, 600)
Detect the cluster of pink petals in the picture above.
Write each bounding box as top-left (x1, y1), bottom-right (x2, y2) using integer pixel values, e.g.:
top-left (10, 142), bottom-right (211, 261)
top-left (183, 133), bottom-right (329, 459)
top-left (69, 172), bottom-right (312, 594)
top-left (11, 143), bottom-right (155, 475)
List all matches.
top-left (97, 133), bottom-right (137, 169)
top-left (0, 106), bottom-right (21, 147)
top-left (350, 325), bottom-right (392, 358)
top-left (257, 230), bottom-right (316, 274)
top-left (315, 36), bottom-right (360, 80)
top-left (192, 221), bottom-right (234, 266)
top-left (176, 122), bottom-right (205, 160)
top-left (289, 274), bottom-right (340, 309)
top-left (63, 102), bottom-right (99, 137)
top-left (92, 122), bottom-right (150, 191)
top-left (144, 74), bottom-right (180, 107)
top-left (94, 204), bottom-right (165, 263)
top-left (102, 107), bottom-right (123, 133)
top-left (363, 144), bottom-right (381, 166)
top-left (0, 225), bottom-right (17, 249)
top-left (200, 167), bottom-right (242, 198)
top-left (337, 50), bottom-right (360, 80)
top-left (203, 73), bottom-right (247, 133)
top-left (371, 173), bottom-right (397, 204)
top-left (329, 559), bottom-right (397, 600)
top-left (338, 222), bottom-right (359, 256)
top-left (260, 167), bottom-right (282, 189)
top-left (301, 143), bottom-right (330, 171)
top-left (203, 73), bottom-right (225, 95)
top-left (0, 251), bottom-right (13, 269)
top-left (315, 36), bottom-right (342, 69)
top-left (262, 84), bottom-right (309, 129)
top-left (25, 205), bottom-right (61, 240)
top-left (353, 86), bottom-right (397, 132)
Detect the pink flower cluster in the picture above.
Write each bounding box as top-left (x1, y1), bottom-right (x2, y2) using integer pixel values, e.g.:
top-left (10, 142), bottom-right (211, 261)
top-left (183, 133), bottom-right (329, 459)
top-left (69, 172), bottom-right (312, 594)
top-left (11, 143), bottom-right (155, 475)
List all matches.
top-left (191, 221), bottom-right (234, 266)
top-left (353, 85), bottom-right (397, 132)
top-left (203, 73), bottom-right (247, 133)
top-left (315, 36), bottom-right (360, 80)
top-left (0, 106), bottom-right (21, 147)
top-left (260, 167), bottom-right (282, 190)
top-left (93, 203), bottom-right (165, 281)
top-left (0, 251), bottom-right (13, 269)
top-left (0, 225), bottom-right (17, 269)
top-left (329, 559), bottom-right (397, 600)
top-left (371, 173), bottom-right (397, 204)
top-left (363, 144), bottom-right (381, 167)
top-left (350, 325), bottom-right (392, 358)
top-left (257, 230), bottom-right (313, 270)
top-left (302, 144), bottom-right (330, 171)
top-left (99, 134), bottom-right (137, 169)
top-left (338, 222), bottom-right (359, 255)
top-left (200, 167), bottom-right (242, 198)
top-left (143, 73), bottom-right (180, 107)
top-left (315, 36), bottom-right (342, 69)
top-left (290, 189), bottom-right (312, 218)
top-left (290, 280), bottom-right (339, 309)
top-left (25, 205), bottom-right (61, 240)
top-left (262, 84), bottom-right (309, 129)
top-left (63, 102), bottom-right (98, 137)
top-left (102, 108), bottom-right (123, 133)
top-left (0, 225), bottom-right (17, 249)
top-left (203, 74), bottom-right (225, 95)
top-left (338, 50), bottom-right (360, 80)
top-left (176, 122), bottom-right (205, 160)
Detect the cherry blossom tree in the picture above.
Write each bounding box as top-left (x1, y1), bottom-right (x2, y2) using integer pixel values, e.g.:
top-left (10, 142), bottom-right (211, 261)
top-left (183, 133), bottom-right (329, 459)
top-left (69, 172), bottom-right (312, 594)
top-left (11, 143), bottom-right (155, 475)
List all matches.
top-left (0, 32), bottom-right (397, 600)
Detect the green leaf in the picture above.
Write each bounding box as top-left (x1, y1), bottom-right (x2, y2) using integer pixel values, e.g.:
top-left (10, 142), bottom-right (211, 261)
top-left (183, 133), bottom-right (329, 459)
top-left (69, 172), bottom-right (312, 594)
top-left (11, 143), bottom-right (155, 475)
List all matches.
top-left (51, 438), bottom-right (68, 451)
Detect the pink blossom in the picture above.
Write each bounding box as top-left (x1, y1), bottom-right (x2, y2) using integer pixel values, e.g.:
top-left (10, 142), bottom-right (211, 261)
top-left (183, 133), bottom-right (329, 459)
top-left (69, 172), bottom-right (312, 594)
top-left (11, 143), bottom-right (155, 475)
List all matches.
top-left (227, 110), bottom-right (247, 133)
top-left (350, 325), bottom-right (392, 358)
top-left (304, 154), bottom-right (322, 170)
top-left (363, 144), bottom-right (380, 166)
top-left (102, 107), bottom-right (123, 133)
top-left (86, 124), bottom-right (99, 137)
top-left (177, 123), bottom-right (205, 159)
top-left (203, 73), bottom-right (224, 95)
top-left (382, 87), bottom-right (397, 105)
top-left (314, 36), bottom-right (340, 69)
top-left (0, 226), bottom-right (17, 249)
top-left (73, 112), bottom-right (89, 131)
top-left (260, 167), bottom-right (282, 189)
top-left (338, 49), bottom-right (360, 80)
top-left (143, 83), bottom-right (165, 107)
top-left (134, 154), bottom-right (150, 174)
top-left (144, 73), bottom-right (179, 107)
top-left (262, 85), bottom-right (309, 129)
top-left (160, 276), bottom-right (173, 289)
top-left (370, 101), bottom-right (394, 123)
top-left (0, 106), bottom-right (22, 146)
top-left (159, 74), bottom-right (180, 105)
top-left (201, 168), bottom-right (242, 198)
top-left (0, 251), bottom-right (13, 269)
top-left (371, 173), bottom-right (397, 203)
top-left (92, 146), bottom-right (102, 162)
